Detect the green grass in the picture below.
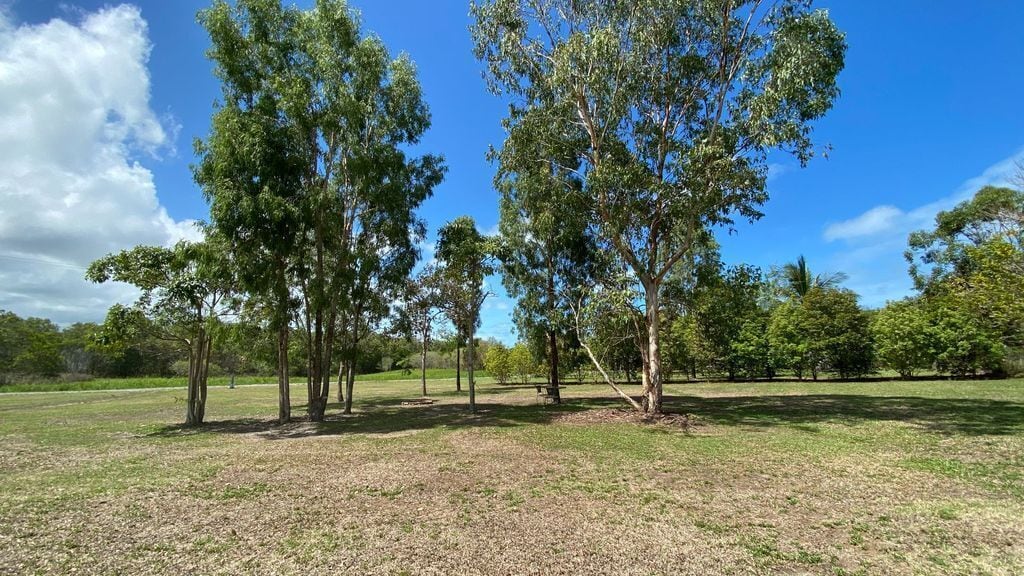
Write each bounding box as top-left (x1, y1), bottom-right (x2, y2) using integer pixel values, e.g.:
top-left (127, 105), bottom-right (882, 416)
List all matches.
top-left (350, 367), bottom-right (491, 381)
top-left (1, 377), bottom-right (1022, 575)
top-left (0, 375), bottom-right (272, 393)
top-left (0, 368), bottom-right (495, 393)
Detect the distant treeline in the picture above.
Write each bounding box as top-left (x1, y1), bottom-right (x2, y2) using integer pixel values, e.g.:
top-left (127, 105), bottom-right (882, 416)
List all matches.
top-left (0, 310), bottom-right (507, 384)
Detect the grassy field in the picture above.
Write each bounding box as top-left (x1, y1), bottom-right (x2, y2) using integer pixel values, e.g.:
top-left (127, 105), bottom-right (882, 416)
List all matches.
top-left (0, 368), bottom-right (493, 394)
top-left (1, 378), bottom-right (1022, 575)
top-left (0, 375), bottom-right (273, 394)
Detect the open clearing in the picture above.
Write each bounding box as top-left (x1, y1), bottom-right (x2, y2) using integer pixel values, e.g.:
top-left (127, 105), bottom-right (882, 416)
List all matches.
top-left (1, 378), bottom-right (1022, 575)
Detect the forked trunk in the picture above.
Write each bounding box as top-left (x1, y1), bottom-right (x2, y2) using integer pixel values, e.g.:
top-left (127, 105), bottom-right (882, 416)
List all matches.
top-left (185, 326), bottom-right (210, 426)
top-left (306, 303), bottom-right (337, 422)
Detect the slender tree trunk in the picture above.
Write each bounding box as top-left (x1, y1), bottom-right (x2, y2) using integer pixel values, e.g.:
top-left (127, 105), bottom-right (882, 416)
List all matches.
top-left (199, 333), bottom-right (210, 423)
top-left (308, 309), bottom-right (323, 421)
top-left (344, 358), bottom-right (356, 415)
top-left (545, 253), bottom-right (560, 403)
top-left (337, 360), bottom-right (346, 403)
top-left (467, 329), bottom-right (476, 413)
top-left (548, 331), bottom-right (561, 400)
top-left (306, 207), bottom-right (327, 422)
top-left (277, 324), bottom-right (290, 424)
top-left (186, 344), bottom-right (200, 426)
top-left (643, 283), bottom-right (663, 414)
top-left (420, 329), bottom-right (428, 397)
top-left (455, 340), bottom-right (462, 392)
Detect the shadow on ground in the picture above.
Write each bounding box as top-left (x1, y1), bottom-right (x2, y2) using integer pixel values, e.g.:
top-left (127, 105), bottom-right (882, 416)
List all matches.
top-left (664, 394), bottom-right (1024, 436)
top-left (148, 399), bottom-right (586, 440)
top-left (149, 392), bottom-right (1024, 439)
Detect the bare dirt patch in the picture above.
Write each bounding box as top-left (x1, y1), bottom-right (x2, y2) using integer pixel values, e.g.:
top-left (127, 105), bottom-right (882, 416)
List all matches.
top-left (553, 407), bottom-right (704, 430)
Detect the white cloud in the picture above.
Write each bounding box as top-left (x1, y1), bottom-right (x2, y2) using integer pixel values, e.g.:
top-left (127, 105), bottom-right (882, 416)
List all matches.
top-left (0, 5), bottom-right (198, 324)
top-left (824, 205), bottom-right (903, 242)
top-left (824, 147), bottom-right (1024, 246)
top-left (823, 147), bottom-right (1024, 308)
top-left (767, 162), bottom-right (791, 182)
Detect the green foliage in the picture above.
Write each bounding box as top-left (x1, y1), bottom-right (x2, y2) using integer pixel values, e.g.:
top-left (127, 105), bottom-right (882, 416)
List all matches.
top-left (907, 186), bottom-right (1023, 294)
top-left (767, 288), bottom-right (872, 379)
top-left (929, 302), bottom-right (1004, 377)
top-left (0, 312), bottom-right (75, 381)
top-left (87, 239), bottom-right (234, 425)
top-left (902, 184), bottom-right (1023, 375)
top-left (436, 216), bottom-right (494, 356)
top-left (508, 343), bottom-right (534, 385)
top-left (196, 0), bottom-right (445, 420)
top-left (689, 264), bottom-right (770, 379)
top-left (484, 343), bottom-right (512, 385)
top-left (730, 315), bottom-right (773, 380)
top-left (953, 238), bottom-right (1024, 347)
top-left (800, 288), bottom-right (873, 379)
top-left (871, 299), bottom-right (933, 378)
top-left (767, 299), bottom-right (810, 379)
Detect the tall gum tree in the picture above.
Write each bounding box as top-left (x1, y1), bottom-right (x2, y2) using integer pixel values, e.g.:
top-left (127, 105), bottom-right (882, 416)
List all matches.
top-left (472, 0), bottom-right (846, 413)
top-left (283, 2), bottom-right (443, 422)
top-left (494, 107), bottom-right (596, 403)
top-left (196, 0), bottom-right (309, 424)
top-left (198, 0), bottom-right (443, 423)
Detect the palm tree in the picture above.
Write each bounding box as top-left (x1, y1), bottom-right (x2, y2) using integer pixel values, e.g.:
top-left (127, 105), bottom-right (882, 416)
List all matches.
top-left (781, 255), bottom-right (848, 299)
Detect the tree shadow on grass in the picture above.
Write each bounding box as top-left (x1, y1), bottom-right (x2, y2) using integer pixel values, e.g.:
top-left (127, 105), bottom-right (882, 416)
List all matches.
top-left (147, 392), bottom-right (1024, 439)
top-left (148, 399), bottom-right (588, 440)
top-left (664, 394), bottom-right (1024, 436)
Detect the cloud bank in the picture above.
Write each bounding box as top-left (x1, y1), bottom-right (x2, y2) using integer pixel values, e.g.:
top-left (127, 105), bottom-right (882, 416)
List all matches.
top-left (0, 5), bottom-right (199, 324)
top-left (822, 148), bottom-right (1024, 307)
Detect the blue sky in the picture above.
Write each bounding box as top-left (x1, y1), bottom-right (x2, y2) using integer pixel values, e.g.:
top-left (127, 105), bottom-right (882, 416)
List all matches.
top-left (2, 1), bottom-right (1023, 343)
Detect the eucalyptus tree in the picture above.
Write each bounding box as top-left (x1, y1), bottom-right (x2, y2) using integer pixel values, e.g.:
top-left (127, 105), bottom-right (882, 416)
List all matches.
top-left (287, 2), bottom-right (442, 422)
top-left (196, 0), bottom-right (308, 424)
top-left (495, 130), bottom-right (595, 403)
top-left (314, 160), bottom-right (434, 415)
top-left (472, 0), bottom-right (846, 413)
top-left (906, 185), bottom-right (1024, 351)
top-left (436, 216), bottom-right (494, 412)
top-left (335, 219), bottom-right (425, 413)
top-left (86, 240), bottom-right (234, 426)
top-left (198, 0), bottom-right (443, 422)
top-left (399, 266), bottom-right (445, 397)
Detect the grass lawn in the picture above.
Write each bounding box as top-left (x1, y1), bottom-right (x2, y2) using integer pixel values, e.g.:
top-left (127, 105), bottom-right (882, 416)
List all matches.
top-left (0, 368), bottom-right (493, 394)
top-left (1, 378), bottom-right (1022, 575)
